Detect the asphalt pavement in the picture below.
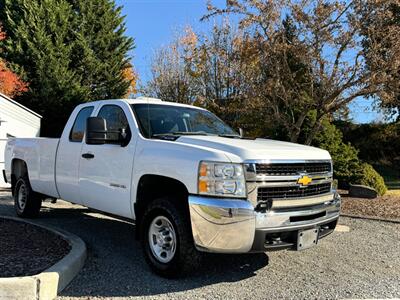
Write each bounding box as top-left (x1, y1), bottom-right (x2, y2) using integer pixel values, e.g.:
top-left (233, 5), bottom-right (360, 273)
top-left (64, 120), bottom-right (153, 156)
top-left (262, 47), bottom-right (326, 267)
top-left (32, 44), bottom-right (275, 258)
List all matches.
top-left (0, 190), bottom-right (399, 299)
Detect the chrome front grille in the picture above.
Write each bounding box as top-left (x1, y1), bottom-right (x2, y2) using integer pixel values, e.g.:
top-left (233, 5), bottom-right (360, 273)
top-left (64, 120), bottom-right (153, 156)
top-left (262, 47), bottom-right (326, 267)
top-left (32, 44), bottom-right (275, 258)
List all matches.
top-left (255, 162), bottom-right (331, 176)
top-left (257, 183), bottom-right (332, 201)
top-left (245, 160), bottom-right (333, 209)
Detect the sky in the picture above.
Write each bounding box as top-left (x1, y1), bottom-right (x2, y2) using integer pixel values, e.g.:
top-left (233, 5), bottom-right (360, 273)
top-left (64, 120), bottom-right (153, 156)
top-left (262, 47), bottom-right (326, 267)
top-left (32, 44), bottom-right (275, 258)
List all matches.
top-left (115, 0), bottom-right (381, 124)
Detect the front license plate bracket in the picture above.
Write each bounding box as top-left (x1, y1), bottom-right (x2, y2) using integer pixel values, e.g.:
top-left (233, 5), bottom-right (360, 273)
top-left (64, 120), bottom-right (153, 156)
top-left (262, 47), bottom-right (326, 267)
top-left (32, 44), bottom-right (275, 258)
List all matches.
top-left (297, 227), bottom-right (319, 250)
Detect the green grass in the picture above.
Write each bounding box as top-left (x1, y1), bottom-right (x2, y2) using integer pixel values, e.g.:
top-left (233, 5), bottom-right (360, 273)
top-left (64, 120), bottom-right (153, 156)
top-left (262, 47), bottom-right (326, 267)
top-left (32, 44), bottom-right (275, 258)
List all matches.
top-left (386, 190), bottom-right (400, 197)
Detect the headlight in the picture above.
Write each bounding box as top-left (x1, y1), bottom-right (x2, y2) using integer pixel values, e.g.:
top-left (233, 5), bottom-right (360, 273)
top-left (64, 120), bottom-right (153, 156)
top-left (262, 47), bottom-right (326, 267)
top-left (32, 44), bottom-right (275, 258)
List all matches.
top-left (198, 161), bottom-right (246, 198)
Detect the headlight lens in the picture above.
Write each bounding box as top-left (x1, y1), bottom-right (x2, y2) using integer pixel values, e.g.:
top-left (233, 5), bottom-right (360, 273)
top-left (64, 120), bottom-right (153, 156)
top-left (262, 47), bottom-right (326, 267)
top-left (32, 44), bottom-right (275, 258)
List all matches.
top-left (198, 161), bottom-right (246, 198)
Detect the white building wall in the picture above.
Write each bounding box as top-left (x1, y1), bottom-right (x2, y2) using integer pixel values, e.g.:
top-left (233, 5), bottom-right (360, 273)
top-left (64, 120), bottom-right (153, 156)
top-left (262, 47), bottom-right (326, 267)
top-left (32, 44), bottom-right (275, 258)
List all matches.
top-left (0, 94), bottom-right (41, 188)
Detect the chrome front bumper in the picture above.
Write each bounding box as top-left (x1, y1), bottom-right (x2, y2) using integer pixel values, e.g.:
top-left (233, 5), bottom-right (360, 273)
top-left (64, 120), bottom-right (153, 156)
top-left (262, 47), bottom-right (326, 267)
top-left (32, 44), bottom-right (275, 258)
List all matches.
top-left (188, 193), bottom-right (341, 253)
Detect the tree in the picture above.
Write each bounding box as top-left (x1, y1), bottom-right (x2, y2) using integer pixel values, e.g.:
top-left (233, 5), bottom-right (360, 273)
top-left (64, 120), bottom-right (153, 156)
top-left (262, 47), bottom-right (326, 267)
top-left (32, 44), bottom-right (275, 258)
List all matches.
top-left (0, 27), bottom-right (27, 97)
top-left (122, 65), bottom-right (138, 98)
top-left (0, 61), bottom-right (27, 97)
top-left (185, 22), bottom-right (260, 130)
top-left (313, 119), bottom-right (363, 186)
top-left (246, 16), bottom-right (317, 142)
top-left (335, 120), bottom-right (400, 170)
top-left (359, 0), bottom-right (400, 121)
top-left (0, 0), bottom-right (134, 137)
top-left (68, 0), bottom-right (135, 100)
top-left (0, 0), bottom-right (83, 136)
top-left (144, 23), bottom-right (260, 131)
top-left (313, 119), bottom-right (387, 195)
top-left (143, 28), bottom-right (199, 104)
top-left (204, 0), bottom-right (400, 144)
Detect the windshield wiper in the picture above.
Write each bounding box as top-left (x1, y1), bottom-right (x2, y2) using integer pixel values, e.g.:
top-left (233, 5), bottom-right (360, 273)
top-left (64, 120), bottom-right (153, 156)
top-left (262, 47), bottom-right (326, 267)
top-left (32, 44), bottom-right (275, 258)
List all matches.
top-left (171, 131), bottom-right (209, 136)
top-left (152, 131), bottom-right (209, 138)
top-left (218, 134), bottom-right (241, 138)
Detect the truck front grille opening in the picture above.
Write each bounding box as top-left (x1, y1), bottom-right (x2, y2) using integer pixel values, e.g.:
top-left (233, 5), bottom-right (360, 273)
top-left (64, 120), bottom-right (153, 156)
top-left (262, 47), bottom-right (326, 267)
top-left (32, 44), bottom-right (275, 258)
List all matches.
top-left (257, 182), bottom-right (331, 201)
top-left (289, 211), bottom-right (326, 222)
top-left (264, 232), bottom-right (296, 249)
top-left (255, 162), bottom-right (331, 176)
top-left (255, 199), bottom-right (273, 212)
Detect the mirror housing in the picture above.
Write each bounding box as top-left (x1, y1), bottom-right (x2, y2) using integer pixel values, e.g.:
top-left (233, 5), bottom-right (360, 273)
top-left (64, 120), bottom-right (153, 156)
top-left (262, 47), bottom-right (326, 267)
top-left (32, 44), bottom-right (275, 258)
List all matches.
top-left (86, 117), bottom-right (128, 146)
top-left (86, 117), bottom-right (107, 145)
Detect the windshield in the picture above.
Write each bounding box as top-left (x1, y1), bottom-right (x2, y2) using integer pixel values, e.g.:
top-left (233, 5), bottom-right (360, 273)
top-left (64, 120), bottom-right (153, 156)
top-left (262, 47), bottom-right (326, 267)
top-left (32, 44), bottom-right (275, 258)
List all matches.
top-left (131, 104), bottom-right (238, 138)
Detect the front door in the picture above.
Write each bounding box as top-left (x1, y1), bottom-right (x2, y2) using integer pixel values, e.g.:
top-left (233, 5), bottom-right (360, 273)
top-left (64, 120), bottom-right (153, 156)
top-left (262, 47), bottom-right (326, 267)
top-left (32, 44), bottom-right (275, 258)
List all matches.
top-left (79, 103), bottom-right (135, 218)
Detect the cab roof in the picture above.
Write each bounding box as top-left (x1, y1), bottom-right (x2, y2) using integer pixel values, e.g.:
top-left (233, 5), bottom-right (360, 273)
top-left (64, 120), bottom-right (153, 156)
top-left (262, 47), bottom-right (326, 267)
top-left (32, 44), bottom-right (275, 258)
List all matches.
top-left (94, 97), bottom-right (207, 111)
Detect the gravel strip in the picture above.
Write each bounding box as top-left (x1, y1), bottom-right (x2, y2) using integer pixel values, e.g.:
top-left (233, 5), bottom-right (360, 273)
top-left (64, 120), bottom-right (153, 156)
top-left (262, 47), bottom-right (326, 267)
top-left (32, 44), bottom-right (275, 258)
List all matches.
top-left (1, 191), bottom-right (399, 299)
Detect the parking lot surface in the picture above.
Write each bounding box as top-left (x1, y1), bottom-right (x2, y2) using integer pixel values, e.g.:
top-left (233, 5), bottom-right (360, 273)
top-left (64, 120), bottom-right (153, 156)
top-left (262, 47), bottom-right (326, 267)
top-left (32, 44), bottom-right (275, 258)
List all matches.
top-left (0, 191), bottom-right (399, 299)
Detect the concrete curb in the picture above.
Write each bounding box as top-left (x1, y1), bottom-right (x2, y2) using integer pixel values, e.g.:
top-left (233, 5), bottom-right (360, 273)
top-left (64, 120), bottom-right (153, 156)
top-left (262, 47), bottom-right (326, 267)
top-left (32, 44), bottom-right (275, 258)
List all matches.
top-left (0, 216), bottom-right (87, 300)
top-left (340, 213), bottom-right (400, 224)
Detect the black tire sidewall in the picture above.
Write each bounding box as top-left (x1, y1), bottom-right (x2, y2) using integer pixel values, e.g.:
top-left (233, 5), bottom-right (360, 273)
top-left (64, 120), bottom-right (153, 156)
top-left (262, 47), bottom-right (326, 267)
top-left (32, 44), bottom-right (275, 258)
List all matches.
top-left (14, 178), bottom-right (29, 214)
top-left (14, 176), bottom-right (41, 217)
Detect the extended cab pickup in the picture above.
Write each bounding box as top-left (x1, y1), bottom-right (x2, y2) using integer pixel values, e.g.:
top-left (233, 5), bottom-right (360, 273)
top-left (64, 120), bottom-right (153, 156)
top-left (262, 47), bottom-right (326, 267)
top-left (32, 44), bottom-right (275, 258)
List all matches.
top-left (3, 98), bottom-right (341, 276)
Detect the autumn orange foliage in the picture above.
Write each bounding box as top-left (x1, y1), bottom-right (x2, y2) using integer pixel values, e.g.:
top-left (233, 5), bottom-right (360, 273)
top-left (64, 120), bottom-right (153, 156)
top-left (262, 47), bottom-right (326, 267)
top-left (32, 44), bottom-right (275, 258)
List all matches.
top-left (0, 27), bottom-right (27, 97)
top-left (122, 66), bottom-right (138, 98)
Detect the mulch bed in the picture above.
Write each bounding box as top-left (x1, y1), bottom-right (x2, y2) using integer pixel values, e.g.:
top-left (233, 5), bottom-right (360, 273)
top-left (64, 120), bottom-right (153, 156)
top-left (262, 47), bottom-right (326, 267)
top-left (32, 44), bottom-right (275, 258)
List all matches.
top-left (0, 218), bottom-right (71, 278)
top-left (340, 191), bottom-right (400, 220)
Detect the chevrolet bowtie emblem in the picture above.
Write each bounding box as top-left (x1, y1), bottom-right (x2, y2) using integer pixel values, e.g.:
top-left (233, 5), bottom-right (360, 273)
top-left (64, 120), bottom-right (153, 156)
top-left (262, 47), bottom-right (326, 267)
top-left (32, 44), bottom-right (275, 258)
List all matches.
top-left (297, 175), bottom-right (312, 186)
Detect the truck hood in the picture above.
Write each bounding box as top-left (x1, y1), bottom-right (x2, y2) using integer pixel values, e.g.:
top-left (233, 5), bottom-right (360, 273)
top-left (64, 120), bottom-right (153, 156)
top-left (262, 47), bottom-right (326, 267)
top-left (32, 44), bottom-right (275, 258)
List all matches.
top-left (177, 136), bottom-right (331, 162)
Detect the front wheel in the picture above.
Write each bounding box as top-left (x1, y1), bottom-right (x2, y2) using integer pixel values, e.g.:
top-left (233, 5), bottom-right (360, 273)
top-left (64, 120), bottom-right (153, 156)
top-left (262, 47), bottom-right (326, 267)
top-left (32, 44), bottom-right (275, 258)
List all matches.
top-left (141, 197), bottom-right (201, 277)
top-left (14, 176), bottom-right (42, 218)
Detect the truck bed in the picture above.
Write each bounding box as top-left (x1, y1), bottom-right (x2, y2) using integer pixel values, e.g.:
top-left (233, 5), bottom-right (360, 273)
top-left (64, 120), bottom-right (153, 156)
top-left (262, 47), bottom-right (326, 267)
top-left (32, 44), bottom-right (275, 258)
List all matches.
top-left (5, 138), bottom-right (60, 198)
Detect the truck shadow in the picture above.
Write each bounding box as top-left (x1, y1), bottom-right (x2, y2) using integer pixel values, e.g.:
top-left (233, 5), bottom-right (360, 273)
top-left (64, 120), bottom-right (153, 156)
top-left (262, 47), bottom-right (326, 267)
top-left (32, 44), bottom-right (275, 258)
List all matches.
top-left (37, 204), bottom-right (269, 298)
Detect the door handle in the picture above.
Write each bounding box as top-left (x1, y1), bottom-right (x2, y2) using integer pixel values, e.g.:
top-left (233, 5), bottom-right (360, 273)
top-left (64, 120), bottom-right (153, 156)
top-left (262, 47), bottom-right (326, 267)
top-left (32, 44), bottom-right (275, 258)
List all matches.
top-left (82, 153), bottom-right (95, 159)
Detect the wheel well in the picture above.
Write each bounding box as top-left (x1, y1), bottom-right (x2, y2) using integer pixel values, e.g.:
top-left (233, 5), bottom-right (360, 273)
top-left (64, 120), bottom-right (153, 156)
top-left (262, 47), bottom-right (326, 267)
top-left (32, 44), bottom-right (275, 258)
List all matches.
top-left (11, 159), bottom-right (28, 195)
top-left (134, 175), bottom-right (189, 233)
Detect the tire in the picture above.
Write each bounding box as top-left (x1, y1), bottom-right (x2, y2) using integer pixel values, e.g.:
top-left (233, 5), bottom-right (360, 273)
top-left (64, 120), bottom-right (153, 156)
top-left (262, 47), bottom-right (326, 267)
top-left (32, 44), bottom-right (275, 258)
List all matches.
top-left (141, 197), bottom-right (202, 277)
top-left (14, 176), bottom-right (42, 218)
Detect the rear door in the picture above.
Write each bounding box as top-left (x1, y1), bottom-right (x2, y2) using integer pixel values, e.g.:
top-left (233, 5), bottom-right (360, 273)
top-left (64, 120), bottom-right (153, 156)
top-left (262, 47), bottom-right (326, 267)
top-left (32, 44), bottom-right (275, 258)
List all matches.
top-left (78, 102), bottom-right (135, 218)
top-left (56, 104), bottom-right (95, 204)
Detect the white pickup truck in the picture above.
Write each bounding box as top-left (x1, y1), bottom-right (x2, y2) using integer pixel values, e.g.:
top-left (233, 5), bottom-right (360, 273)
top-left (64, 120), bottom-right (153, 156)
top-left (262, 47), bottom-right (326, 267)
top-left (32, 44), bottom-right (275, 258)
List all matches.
top-left (3, 98), bottom-right (340, 276)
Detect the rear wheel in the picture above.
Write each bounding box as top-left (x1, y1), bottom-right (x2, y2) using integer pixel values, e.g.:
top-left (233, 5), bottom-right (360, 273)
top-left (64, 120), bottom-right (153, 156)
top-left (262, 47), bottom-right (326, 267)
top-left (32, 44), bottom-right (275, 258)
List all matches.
top-left (14, 176), bottom-right (42, 218)
top-left (141, 197), bottom-right (201, 277)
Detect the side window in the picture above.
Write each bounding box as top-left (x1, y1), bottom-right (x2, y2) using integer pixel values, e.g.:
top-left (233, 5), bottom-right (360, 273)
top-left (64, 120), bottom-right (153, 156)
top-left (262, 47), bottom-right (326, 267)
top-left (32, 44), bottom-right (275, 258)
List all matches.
top-left (69, 106), bottom-right (94, 142)
top-left (97, 105), bottom-right (131, 144)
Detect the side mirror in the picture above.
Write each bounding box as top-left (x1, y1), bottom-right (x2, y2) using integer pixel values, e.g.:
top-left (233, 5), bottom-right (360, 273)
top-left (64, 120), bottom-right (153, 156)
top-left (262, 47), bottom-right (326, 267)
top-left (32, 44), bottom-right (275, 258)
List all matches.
top-left (86, 117), bottom-right (129, 146)
top-left (86, 117), bottom-right (107, 145)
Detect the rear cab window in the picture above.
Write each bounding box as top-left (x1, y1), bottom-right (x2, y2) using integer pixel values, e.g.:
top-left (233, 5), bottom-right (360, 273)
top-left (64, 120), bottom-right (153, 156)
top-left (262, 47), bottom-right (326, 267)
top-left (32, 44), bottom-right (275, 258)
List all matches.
top-left (69, 106), bottom-right (94, 142)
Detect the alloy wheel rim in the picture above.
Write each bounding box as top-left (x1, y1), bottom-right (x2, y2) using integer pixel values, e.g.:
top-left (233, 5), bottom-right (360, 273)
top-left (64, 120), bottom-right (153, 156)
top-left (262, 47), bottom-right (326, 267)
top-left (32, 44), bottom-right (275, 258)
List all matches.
top-left (148, 215), bottom-right (177, 263)
top-left (17, 184), bottom-right (27, 210)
